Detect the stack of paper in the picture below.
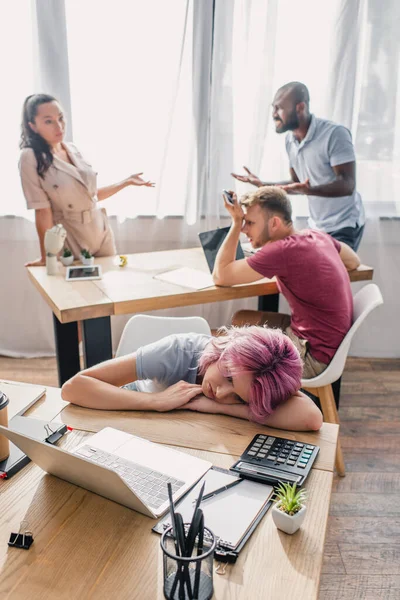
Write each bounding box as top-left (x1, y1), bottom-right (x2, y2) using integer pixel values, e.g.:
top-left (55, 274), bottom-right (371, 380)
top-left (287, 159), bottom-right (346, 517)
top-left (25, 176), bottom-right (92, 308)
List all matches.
top-left (154, 267), bottom-right (214, 290)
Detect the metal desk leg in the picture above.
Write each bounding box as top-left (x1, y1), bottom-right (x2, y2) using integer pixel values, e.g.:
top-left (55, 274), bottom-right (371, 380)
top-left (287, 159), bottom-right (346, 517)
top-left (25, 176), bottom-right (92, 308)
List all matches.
top-left (53, 315), bottom-right (80, 387)
top-left (82, 316), bottom-right (112, 369)
top-left (258, 293), bottom-right (279, 312)
top-left (331, 377), bottom-right (342, 410)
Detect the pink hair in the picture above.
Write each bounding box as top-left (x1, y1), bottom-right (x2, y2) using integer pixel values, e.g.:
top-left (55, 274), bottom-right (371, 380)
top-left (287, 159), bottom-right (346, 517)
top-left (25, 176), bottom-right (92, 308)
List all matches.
top-left (198, 326), bottom-right (302, 421)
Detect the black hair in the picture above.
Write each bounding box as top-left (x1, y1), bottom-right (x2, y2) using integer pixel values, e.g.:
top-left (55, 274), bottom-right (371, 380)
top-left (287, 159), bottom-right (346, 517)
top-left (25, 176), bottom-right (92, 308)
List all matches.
top-left (20, 94), bottom-right (58, 178)
top-left (277, 81), bottom-right (310, 108)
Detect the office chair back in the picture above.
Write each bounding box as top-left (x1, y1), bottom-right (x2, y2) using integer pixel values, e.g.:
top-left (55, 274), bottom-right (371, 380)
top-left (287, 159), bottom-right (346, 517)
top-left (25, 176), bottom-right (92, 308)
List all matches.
top-left (116, 315), bottom-right (212, 357)
top-left (301, 283), bottom-right (383, 388)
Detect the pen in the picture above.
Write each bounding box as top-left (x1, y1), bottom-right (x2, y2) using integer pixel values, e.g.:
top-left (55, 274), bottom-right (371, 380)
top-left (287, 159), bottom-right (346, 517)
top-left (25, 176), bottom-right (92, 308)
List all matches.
top-left (198, 478), bottom-right (242, 503)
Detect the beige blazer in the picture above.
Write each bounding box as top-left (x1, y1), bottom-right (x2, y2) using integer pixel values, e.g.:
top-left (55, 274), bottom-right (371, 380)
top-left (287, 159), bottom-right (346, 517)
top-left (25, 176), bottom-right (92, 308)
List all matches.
top-left (19, 142), bottom-right (116, 257)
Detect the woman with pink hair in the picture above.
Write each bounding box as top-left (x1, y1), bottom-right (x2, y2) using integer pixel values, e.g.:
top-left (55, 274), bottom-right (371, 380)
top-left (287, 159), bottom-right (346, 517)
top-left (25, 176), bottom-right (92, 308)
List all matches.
top-left (62, 326), bottom-right (322, 431)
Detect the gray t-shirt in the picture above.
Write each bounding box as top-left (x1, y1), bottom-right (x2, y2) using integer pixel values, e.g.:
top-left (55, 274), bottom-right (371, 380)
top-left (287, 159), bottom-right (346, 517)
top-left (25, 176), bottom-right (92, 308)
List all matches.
top-left (285, 115), bottom-right (365, 232)
top-left (124, 333), bottom-right (211, 393)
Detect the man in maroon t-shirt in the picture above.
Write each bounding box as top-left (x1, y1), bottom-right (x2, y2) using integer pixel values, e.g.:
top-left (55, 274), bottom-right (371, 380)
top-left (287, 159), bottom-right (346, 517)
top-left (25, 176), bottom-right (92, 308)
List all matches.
top-left (213, 186), bottom-right (361, 378)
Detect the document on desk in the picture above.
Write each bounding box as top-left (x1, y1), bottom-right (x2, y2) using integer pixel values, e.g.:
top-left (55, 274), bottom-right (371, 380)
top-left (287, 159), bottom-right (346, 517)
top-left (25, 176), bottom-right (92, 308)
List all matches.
top-left (153, 267), bottom-right (214, 290)
top-left (153, 468), bottom-right (273, 550)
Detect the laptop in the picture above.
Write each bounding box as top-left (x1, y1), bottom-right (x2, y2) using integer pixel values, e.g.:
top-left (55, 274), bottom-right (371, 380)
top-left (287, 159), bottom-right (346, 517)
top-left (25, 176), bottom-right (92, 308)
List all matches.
top-left (198, 227), bottom-right (245, 273)
top-left (0, 425), bottom-right (211, 518)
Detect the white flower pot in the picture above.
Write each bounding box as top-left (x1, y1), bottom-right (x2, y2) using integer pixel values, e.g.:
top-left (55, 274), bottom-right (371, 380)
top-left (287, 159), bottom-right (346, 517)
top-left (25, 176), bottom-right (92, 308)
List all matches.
top-left (271, 502), bottom-right (307, 535)
top-left (60, 255), bottom-right (74, 266)
top-left (81, 255), bottom-right (94, 266)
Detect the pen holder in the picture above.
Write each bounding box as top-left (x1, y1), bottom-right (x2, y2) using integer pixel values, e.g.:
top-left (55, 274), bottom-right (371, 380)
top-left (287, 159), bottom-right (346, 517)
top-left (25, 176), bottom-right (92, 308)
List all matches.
top-left (161, 525), bottom-right (216, 600)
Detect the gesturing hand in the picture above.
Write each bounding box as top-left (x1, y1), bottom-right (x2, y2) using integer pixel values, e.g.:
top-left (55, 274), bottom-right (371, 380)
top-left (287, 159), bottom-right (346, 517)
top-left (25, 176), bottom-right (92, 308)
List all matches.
top-left (154, 381), bottom-right (203, 412)
top-left (279, 179), bottom-right (311, 195)
top-left (127, 173), bottom-right (155, 187)
top-left (231, 166), bottom-right (263, 187)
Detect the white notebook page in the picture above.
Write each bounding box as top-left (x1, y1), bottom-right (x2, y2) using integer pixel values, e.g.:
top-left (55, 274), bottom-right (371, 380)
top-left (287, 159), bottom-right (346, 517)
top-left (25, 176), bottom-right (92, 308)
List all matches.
top-left (153, 267), bottom-right (214, 290)
top-left (155, 469), bottom-right (273, 548)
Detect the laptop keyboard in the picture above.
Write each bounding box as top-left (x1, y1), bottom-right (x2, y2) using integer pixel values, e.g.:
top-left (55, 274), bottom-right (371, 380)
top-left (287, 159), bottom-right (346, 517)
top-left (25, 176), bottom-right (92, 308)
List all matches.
top-left (74, 445), bottom-right (185, 509)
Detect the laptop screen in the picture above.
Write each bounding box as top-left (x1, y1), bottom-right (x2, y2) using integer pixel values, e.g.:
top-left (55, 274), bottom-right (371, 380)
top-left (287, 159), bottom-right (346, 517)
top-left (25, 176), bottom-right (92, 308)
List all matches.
top-left (198, 227), bottom-right (245, 273)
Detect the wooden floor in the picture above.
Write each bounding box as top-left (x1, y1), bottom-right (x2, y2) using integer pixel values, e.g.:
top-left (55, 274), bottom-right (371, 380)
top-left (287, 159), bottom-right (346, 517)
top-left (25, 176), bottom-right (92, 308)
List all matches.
top-left (0, 355), bottom-right (399, 600)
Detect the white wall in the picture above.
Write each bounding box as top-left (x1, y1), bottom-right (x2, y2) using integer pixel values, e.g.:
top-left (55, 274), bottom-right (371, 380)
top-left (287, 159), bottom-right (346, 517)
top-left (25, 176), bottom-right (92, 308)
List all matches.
top-left (0, 215), bottom-right (397, 358)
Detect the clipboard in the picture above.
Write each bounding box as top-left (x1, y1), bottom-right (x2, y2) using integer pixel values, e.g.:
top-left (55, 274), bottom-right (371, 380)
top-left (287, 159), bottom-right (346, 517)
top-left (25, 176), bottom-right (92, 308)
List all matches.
top-left (0, 416), bottom-right (68, 479)
top-left (152, 467), bottom-right (273, 562)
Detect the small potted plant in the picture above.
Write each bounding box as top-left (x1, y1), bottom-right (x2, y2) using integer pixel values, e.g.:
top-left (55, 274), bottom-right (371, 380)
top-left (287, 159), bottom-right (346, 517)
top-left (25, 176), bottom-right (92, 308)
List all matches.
top-left (271, 482), bottom-right (307, 535)
top-left (80, 248), bottom-right (94, 266)
top-left (60, 247), bottom-right (74, 266)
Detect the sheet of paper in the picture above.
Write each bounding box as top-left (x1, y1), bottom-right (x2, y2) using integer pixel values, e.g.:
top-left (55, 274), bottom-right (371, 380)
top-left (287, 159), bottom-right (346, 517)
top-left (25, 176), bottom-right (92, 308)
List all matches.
top-left (154, 469), bottom-right (273, 548)
top-left (154, 267), bottom-right (214, 290)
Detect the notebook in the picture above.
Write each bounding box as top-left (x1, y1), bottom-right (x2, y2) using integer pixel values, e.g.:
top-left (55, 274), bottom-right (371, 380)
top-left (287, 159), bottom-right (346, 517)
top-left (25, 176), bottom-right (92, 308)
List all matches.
top-left (153, 267), bottom-right (214, 290)
top-left (0, 382), bottom-right (47, 419)
top-left (153, 468), bottom-right (273, 551)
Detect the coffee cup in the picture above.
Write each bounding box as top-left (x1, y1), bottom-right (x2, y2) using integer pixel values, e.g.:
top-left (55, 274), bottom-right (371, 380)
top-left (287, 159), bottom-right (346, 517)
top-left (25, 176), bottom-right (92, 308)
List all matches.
top-left (0, 391), bottom-right (10, 462)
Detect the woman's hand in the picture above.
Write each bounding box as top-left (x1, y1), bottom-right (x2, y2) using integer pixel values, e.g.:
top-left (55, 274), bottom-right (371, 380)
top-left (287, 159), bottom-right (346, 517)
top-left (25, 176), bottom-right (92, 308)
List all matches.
top-left (126, 173), bottom-right (155, 187)
top-left (153, 381), bottom-right (203, 412)
top-left (182, 396), bottom-right (220, 414)
top-left (25, 257), bottom-right (46, 267)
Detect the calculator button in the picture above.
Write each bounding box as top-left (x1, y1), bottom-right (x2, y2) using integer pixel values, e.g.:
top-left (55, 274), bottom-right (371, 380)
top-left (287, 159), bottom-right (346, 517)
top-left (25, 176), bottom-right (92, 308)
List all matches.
top-left (266, 437), bottom-right (275, 444)
top-left (295, 443), bottom-right (304, 448)
top-left (248, 451), bottom-right (257, 456)
top-left (251, 446), bottom-right (261, 451)
top-left (277, 458), bottom-right (286, 463)
top-left (299, 460), bottom-right (308, 465)
top-left (306, 445), bottom-right (314, 450)
top-left (298, 463), bottom-right (306, 468)
top-left (287, 460), bottom-right (296, 466)
top-left (266, 456), bottom-right (275, 461)
top-left (258, 453), bottom-right (267, 458)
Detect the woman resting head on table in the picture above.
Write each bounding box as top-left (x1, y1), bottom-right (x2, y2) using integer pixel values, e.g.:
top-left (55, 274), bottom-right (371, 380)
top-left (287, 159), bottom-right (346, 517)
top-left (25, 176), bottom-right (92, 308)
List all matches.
top-left (61, 326), bottom-right (323, 431)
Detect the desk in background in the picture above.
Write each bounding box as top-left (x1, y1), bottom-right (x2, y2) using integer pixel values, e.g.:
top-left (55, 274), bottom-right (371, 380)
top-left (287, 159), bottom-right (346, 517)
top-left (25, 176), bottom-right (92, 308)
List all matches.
top-left (27, 248), bottom-right (374, 386)
top-left (0, 382), bottom-right (339, 599)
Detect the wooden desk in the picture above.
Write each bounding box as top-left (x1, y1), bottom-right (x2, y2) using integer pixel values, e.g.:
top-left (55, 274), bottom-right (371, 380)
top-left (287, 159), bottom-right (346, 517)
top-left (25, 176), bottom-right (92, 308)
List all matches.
top-left (27, 248), bottom-right (374, 385)
top-left (0, 384), bottom-right (338, 599)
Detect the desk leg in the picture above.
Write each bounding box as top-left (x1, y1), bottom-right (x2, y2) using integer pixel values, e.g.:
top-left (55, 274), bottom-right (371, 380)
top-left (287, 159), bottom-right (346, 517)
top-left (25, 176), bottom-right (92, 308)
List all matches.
top-left (258, 293), bottom-right (279, 312)
top-left (53, 315), bottom-right (80, 387)
top-left (82, 316), bottom-right (112, 369)
top-left (332, 377), bottom-right (342, 410)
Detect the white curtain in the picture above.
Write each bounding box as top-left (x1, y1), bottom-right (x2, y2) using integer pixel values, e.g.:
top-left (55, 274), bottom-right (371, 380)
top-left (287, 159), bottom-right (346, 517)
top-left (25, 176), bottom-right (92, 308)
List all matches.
top-left (1, 0), bottom-right (399, 358)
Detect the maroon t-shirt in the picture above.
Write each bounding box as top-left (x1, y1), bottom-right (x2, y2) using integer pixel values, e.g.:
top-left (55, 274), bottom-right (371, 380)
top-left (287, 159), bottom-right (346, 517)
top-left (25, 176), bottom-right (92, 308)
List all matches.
top-left (247, 230), bottom-right (353, 364)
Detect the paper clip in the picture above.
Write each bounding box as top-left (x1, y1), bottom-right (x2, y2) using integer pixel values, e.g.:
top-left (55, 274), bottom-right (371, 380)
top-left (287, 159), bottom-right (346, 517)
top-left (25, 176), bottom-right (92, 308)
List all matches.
top-left (8, 520), bottom-right (34, 550)
top-left (215, 562), bottom-right (227, 575)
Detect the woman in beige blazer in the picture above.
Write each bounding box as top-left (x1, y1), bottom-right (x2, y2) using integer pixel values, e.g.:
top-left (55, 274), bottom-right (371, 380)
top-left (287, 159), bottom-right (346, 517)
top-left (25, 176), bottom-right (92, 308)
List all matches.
top-left (19, 94), bottom-right (154, 266)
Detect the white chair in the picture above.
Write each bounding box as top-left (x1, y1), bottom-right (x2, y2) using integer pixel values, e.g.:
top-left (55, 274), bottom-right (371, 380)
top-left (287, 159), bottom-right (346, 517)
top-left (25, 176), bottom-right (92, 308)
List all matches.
top-left (116, 314), bottom-right (212, 358)
top-left (301, 283), bottom-right (384, 477)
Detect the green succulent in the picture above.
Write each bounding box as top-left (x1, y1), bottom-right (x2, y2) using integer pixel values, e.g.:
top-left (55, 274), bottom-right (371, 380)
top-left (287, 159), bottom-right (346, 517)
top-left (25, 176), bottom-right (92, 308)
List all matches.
top-left (274, 482), bottom-right (306, 516)
top-left (62, 247), bottom-right (72, 258)
top-left (80, 248), bottom-right (92, 259)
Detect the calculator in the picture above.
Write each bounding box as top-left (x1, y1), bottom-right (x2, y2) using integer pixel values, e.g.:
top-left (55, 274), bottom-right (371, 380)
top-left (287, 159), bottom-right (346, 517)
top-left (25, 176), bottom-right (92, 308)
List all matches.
top-left (230, 434), bottom-right (319, 486)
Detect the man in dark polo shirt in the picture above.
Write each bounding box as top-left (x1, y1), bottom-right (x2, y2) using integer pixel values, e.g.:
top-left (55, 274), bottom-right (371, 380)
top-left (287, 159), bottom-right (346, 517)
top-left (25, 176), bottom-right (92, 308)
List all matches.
top-left (212, 186), bottom-right (361, 378)
top-left (232, 81), bottom-right (365, 251)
